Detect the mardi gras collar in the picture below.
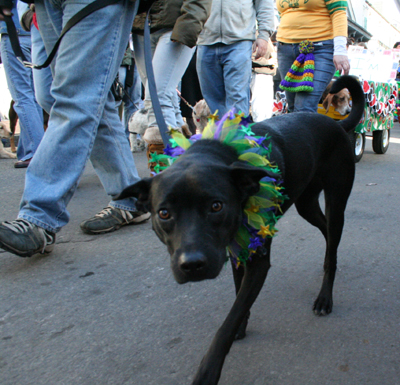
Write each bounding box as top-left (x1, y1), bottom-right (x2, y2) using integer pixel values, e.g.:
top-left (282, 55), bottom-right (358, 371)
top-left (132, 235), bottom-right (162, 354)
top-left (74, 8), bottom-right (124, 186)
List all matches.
top-left (149, 110), bottom-right (286, 268)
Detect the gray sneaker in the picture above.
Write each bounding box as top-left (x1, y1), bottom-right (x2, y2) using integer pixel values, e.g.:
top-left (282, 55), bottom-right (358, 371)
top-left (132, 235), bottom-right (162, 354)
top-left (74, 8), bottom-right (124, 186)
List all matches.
top-left (0, 219), bottom-right (56, 258)
top-left (80, 206), bottom-right (151, 235)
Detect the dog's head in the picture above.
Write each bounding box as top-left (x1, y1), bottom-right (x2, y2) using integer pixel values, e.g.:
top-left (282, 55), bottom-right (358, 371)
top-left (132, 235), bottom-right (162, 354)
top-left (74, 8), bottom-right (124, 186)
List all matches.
top-left (128, 108), bottom-right (148, 135)
top-left (0, 122), bottom-right (12, 139)
top-left (116, 140), bottom-right (271, 284)
top-left (192, 100), bottom-right (211, 134)
top-left (322, 88), bottom-right (352, 116)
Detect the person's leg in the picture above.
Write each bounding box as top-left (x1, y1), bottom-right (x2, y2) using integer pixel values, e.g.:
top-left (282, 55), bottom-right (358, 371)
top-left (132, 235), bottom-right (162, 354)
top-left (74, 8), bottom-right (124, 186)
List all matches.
top-left (18, 0), bottom-right (138, 233)
top-left (31, 26), bottom-right (54, 114)
top-left (131, 30), bottom-right (163, 96)
top-left (277, 42), bottom-right (297, 113)
top-left (293, 40), bottom-right (336, 113)
top-left (197, 44), bottom-right (226, 117)
top-left (131, 32), bottom-right (163, 172)
top-left (0, 34), bottom-right (44, 162)
top-left (144, 30), bottom-right (195, 130)
top-left (173, 82), bottom-right (184, 128)
top-left (221, 40), bottom-right (253, 116)
top-left (131, 33), bottom-right (147, 90)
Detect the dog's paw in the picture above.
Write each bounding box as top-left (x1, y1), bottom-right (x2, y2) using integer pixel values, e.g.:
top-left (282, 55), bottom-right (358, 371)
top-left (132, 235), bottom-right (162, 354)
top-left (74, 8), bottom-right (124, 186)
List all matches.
top-left (138, 140), bottom-right (146, 151)
top-left (313, 295), bottom-right (333, 316)
top-left (0, 150), bottom-right (17, 159)
top-left (235, 327), bottom-right (247, 340)
top-left (234, 310), bottom-right (250, 340)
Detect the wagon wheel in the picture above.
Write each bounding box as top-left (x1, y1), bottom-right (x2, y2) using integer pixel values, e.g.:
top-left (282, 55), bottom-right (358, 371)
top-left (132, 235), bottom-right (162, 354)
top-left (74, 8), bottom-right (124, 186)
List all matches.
top-left (372, 129), bottom-right (390, 154)
top-left (348, 131), bottom-right (366, 163)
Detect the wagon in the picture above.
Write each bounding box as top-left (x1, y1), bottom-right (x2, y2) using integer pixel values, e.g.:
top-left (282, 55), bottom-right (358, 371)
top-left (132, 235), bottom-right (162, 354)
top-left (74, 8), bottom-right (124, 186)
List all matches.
top-left (318, 79), bottom-right (396, 162)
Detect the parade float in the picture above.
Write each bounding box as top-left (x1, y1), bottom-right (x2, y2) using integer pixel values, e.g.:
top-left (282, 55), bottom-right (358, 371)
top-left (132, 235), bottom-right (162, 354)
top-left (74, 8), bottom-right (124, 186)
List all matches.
top-left (318, 45), bottom-right (400, 162)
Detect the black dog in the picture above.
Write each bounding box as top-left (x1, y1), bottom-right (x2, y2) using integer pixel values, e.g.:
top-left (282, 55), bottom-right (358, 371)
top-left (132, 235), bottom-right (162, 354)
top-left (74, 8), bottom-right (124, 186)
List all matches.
top-left (116, 75), bottom-right (365, 385)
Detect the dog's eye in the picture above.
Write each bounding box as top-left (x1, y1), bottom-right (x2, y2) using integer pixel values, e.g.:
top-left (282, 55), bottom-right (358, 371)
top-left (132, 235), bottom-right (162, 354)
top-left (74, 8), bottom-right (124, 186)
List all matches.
top-left (211, 201), bottom-right (223, 212)
top-left (158, 209), bottom-right (170, 220)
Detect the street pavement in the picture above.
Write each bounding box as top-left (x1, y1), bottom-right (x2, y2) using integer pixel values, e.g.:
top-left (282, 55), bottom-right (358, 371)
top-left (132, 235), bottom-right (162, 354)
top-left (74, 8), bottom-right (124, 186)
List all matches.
top-left (1, 124), bottom-right (399, 385)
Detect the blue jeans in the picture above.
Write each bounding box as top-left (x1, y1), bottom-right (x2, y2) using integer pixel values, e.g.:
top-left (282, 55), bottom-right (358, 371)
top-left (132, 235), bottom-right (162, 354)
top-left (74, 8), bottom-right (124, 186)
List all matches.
top-left (31, 26), bottom-right (54, 114)
top-left (0, 34), bottom-right (44, 161)
top-left (277, 40), bottom-right (336, 113)
top-left (197, 41), bottom-right (253, 117)
top-left (18, 0), bottom-right (139, 233)
top-left (132, 29), bottom-right (195, 130)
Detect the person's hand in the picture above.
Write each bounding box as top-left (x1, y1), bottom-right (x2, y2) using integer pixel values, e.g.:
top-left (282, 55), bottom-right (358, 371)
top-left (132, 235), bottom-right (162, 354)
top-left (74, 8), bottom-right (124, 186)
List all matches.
top-left (253, 38), bottom-right (269, 60)
top-left (334, 55), bottom-right (350, 75)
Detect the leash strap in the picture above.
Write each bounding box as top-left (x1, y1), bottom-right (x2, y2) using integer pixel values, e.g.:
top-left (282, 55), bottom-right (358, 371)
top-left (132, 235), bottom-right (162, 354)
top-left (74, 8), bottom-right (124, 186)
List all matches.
top-left (176, 88), bottom-right (194, 111)
top-left (144, 9), bottom-right (169, 147)
top-left (1, 10), bottom-right (27, 62)
top-left (3, 0), bottom-right (121, 69)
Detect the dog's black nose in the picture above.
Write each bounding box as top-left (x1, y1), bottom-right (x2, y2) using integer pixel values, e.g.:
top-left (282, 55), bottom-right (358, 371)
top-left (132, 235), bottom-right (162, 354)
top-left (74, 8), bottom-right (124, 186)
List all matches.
top-left (179, 252), bottom-right (208, 275)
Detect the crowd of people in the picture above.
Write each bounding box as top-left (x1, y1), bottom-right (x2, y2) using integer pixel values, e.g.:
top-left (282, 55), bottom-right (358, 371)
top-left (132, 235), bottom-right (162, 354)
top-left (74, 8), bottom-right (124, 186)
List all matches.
top-left (0, 0), bottom-right (350, 259)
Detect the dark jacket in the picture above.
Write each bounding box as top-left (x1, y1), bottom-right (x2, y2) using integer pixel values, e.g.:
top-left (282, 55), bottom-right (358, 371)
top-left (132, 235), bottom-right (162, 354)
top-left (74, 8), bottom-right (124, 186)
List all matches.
top-left (132, 0), bottom-right (211, 48)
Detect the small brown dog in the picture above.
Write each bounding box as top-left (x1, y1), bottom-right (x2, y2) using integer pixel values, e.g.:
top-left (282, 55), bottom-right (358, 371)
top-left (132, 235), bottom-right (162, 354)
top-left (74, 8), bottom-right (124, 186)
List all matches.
top-left (9, 100), bottom-right (18, 153)
top-left (322, 80), bottom-right (352, 116)
top-left (9, 100), bottom-right (50, 153)
top-left (0, 121), bottom-right (17, 159)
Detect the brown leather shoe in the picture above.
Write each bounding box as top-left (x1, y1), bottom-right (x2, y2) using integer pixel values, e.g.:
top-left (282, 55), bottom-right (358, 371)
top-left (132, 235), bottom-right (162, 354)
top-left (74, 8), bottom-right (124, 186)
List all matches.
top-left (147, 143), bottom-right (165, 175)
top-left (14, 158), bottom-right (31, 169)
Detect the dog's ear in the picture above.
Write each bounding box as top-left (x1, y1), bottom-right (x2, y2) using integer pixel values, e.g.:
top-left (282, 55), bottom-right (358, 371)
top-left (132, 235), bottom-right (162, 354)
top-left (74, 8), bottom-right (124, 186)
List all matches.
top-left (113, 178), bottom-right (153, 210)
top-left (323, 94), bottom-right (334, 113)
top-left (230, 161), bottom-right (275, 199)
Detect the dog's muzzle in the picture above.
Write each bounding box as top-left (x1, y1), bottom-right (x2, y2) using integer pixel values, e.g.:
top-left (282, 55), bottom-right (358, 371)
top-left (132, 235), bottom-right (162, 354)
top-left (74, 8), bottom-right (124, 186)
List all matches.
top-left (179, 251), bottom-right (208, 275)
top-left (172, 248), bottom-right (225, 284)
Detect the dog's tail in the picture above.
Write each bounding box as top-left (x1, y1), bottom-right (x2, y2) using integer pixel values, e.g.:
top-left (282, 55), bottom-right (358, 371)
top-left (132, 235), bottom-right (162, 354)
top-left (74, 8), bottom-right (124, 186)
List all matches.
top-left (329, 75), bottom-right (365, 133)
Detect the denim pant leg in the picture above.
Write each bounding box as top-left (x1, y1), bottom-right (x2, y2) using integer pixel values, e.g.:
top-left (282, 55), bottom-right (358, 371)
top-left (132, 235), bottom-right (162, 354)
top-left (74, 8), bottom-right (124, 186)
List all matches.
top-left (197, 41), bottom-right (252, 117)
top-left (0, 34), bottom-right (44, 161)
top-left (31, 26), bottom-right (54, 114)
top-left (221, 41), bottom-right (253, 116)
top-left (133, 30), bottom-right (194, 129)
top-left (173, 81), bottom-right (184, 127)
top-left (278, 41), bottom-right (336, 113)
top-left (19, 0), bottom-right (138, 233)
top-left (131, 33), bottom-right (147, 88)
top-left (197, 44), bottom-right (226, 116)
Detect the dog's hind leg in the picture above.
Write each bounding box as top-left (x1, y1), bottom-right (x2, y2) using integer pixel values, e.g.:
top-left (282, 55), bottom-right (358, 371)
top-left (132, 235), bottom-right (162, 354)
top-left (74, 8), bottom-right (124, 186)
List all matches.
top-left (312, 180), bottom-right (353, 316)
top-left (294, 181), bottom-right (327, 240)
top-left (192, 241), bottom-right (272, 385)
top-left (230, 262), bottom-right (250, 340)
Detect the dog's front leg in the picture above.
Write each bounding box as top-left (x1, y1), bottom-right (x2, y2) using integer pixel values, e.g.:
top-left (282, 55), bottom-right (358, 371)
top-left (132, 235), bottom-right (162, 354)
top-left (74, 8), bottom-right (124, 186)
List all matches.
top-left (231, 262), bottom-right (250, 340)
top-left (192, 243), bottom-right (271, 385)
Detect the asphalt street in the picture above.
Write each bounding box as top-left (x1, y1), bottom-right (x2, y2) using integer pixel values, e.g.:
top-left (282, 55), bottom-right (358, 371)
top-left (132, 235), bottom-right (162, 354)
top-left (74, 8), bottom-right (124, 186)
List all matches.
top-left (0, 123), bottom-right (399, 385)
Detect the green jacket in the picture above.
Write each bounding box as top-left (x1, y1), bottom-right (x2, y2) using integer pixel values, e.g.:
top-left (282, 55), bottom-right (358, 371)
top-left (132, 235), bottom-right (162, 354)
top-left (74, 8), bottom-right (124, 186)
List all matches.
top-left (132, 0), bottom-right (212, 48)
